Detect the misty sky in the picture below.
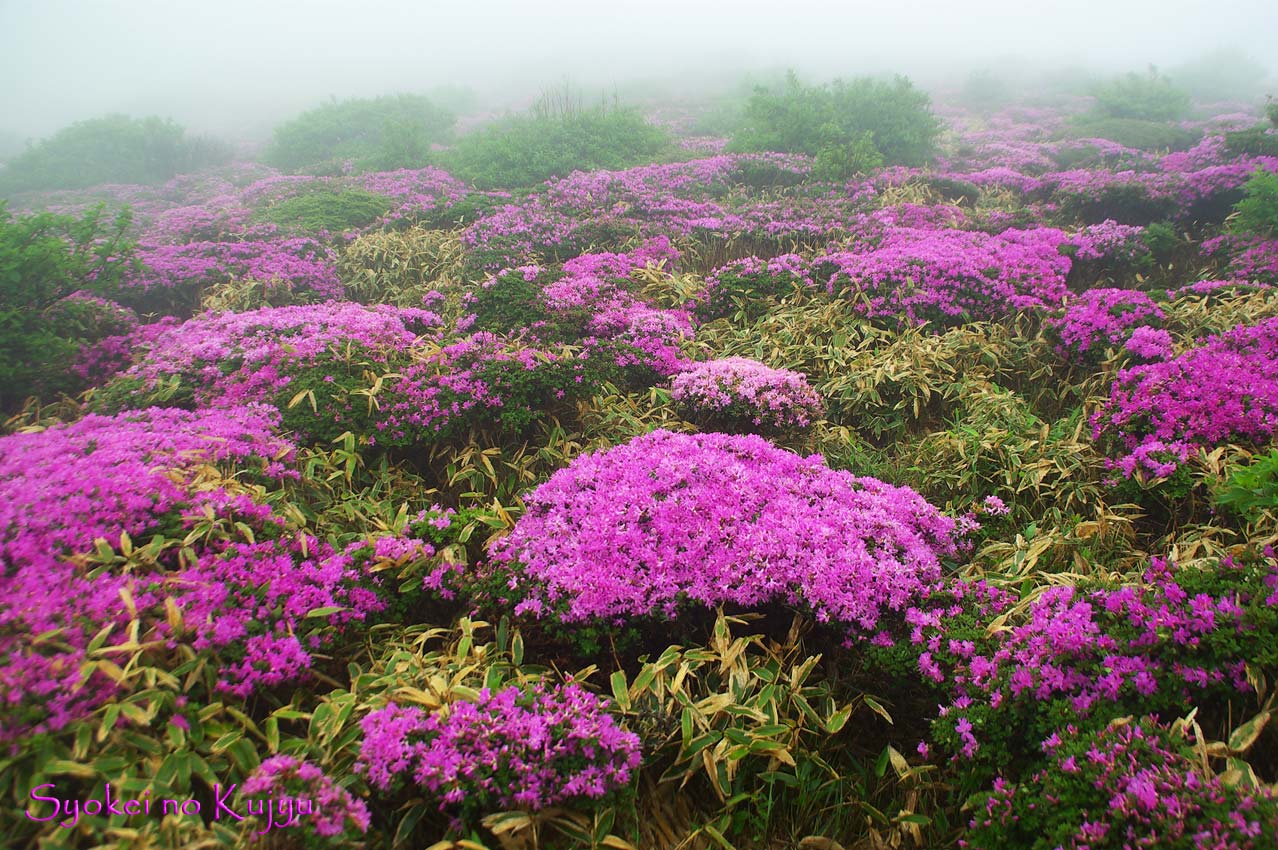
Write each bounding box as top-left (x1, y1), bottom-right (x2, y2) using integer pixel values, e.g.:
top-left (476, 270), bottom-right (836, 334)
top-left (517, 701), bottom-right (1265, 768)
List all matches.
top-left (2, 0), bottom-right (1275, 142)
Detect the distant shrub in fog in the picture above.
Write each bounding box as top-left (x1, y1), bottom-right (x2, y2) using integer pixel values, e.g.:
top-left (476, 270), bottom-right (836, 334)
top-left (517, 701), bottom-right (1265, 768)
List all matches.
top-left (729, 71), bottom-right (942, 171)
top-left (262, 93), bottom-right (455, 174)
top-left (1090, 69), bottom-right (1191, 122)
top-left (445, 89), bottom-right (671, 190)
top-left (0, 114), bottom-right (232, 194)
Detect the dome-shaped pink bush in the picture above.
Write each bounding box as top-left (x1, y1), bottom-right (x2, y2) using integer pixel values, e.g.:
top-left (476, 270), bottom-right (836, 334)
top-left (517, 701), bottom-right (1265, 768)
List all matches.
top-left (671, 357), bottom-right (824, 436)
top-left (489, 430), bottom-right (961, 628)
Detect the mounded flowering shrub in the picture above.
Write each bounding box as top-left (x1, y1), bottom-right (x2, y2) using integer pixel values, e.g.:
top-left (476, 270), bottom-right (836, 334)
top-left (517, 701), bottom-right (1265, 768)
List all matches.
top-left (0, 406), bottom-right (295, 743)
top-left (125, 237), bottom-right (343, 310)
top-left (356, 681), bottom-right (640, 821)
top-left (914, 554), bottom-right (1278, 779)
top-left (166, 534), bottom-right (386, 698)
top-left (1046, 288), bottom-right (1165, 364)
top-left (471, 240), bottom-right (692, 378)
top-left (0, 406), bottom-right (392, 741)
top-left (1091, 316), bottom-right (1278, 478)
top-left (695, 254), bottom-right (814, 321)
top-left (1203, 234), bottom-right (1278, 283)
top-left (240, 755), bottom-right (371, 841)
top-left (102, 299), bottom-right (653, 447)
top-left (106, 301), bottom-right (443, 409)
top-left (671, 357), bottom-right (823, 437)
top-left (965, 718), bottom-right (1278, 850)
top-left (812, 226), bottom-right (1071, 327)
top-left (487, 430), bottom-right (961, 628)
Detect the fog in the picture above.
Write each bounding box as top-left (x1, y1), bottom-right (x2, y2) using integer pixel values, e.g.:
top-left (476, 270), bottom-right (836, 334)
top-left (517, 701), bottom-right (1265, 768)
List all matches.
top-left (1, 0), bottom-right (1276, 144)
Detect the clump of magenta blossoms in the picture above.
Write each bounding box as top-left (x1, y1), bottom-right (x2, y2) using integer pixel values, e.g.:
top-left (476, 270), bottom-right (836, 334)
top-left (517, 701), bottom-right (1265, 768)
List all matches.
top-left (811, 226), bottom-right (1071, 327)
top-left (356, 681), bottom-right (640, 822)
top-left (117, 302), bottom-right (443, 404)
top-left (126, 237), bottom-right (343, 306)
top-left (964, 718), bottom-right (1278, 850)
top-left (1067, 219), bottom-right (1151, 263)
top-left (164, 534), bottom-right (386, 698)
top-left (915, 554), bottom-right (1278, 779)
top-left (1091, 316), bottom-right (1278, 478)
top-left (487, 430), bottom-right (961, 627)
top-left (671, 357), bottom-right (824, 438)
top-left (240, 755), bottom-right (371, 840)
top-left (1045, 288), bottom-right (1166, 364)
top-left (0, 406), bottom-right (295, 744)
top-left (695, 254), bottom-right (814, 321)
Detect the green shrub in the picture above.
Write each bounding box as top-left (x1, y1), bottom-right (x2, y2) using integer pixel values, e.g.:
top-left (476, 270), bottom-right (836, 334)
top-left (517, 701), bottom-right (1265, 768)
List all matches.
top-left (0, 203), bottom-right (135, 409)
top-left (445, 95), bottom-right (671, 190)
top-left (1060, 116), bottom-right (1201, 151)
top-left (1091, 69), bottom-right (1191, 122)
top-left (1215, 448), bottom-right (1278, 525)
top-left (1223, 126), bottom-right (1278, 158)
top-left (811, 131), bottom-right (884, 181)
top-left (252, 186), bottom-right (393, 234)
top-left (262, 94), bottom-right (454, 174)
top-left (730, 71), bottom-right (941, 167)
top-left (0, 114), bottom-right (231, 195)
top-left (1229, 168), bottom-right (1278, 237)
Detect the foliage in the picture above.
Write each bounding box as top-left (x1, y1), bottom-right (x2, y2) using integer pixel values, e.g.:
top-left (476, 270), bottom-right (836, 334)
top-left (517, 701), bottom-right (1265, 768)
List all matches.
top-left (1060, 115), bottom-right (1200, 151)
top-left (1090, 69), bottom-right (1192, 122)
top-left (731, 71), bottom-right (942, 167)
top-left (1214, 448), bottom-right (1278, 527)
top-left (262, 94), bottom-right (455, 174)
top-left (1231, 168), bottom-right (1278, 237)
top-left (0, 114), bottom-right (231, 194)
top-left (0, 203), bottom-right (135, 409)
top-left (252, 185), bottom-right (393, 234)
top-left (445, 97), bottom-right (671, 190)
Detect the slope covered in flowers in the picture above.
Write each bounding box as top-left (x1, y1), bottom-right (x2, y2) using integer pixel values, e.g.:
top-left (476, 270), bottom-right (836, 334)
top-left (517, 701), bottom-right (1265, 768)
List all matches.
top-left (3, 82), bottom-right (1278, 850)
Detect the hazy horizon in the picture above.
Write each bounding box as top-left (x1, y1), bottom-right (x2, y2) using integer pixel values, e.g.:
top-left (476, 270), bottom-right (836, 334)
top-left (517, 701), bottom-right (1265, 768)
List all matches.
top-left (2, 0), bottom-right (1276, 145)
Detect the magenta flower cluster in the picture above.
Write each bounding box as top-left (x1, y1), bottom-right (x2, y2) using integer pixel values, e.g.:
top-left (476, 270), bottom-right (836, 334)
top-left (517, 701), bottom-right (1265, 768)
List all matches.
top-left (813, 226), bottom-right (1071, 326)
top-left (0, 406), bottom-right (294, 743)
top-left (489, 430), bottom-right (961, 627)
top-left (913, 555), bottom-right (1276, 763)
top-left (241, 755), bottom-right (371, 838)
top-left (127, 237), bottom-right (343, 300)
top-left (0, 406), bottom-right (387, 741)
top-left (356, 681), bottom-right (640, 815)
top-left (671, 357), bottom-right (824, 435)
top-left (1092, 316), bottom-right (1278, 477)
top-left (966, 718), bottom-right (1278, 850)
top-left (1046, 288), bottom-right (1165, 363)
top-left (115, 302), bottom-right (442, 406)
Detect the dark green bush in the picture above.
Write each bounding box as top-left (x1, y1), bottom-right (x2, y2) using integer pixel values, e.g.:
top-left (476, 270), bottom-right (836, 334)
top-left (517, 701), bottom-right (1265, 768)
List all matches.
top-left (1215, 448), bottom-right (1278, 525)
top-left (445, 96), bottom-right (671, 190)
top-left (262, 94), bottom-right (454, 174)
top-left (0, 115), bottom-right (231, 195)
top-left (730, 71), bottom-right (941, 167)
top-left (252, 186), bottom-right (393, 234)
top-left (1060, 116), bottom-right (1201, 151)
top-left (1230, 168), bottom-right (1278, 237)
top-left (1090, 69), bottom-right (1191, 122)
top-left (811, 131), bottom-right (884, 181)
top-left (1223, 126), bottom-right (1278, 158)
top-left (0, 203), bottom-right (135, 409)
